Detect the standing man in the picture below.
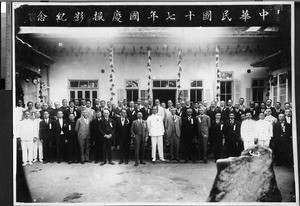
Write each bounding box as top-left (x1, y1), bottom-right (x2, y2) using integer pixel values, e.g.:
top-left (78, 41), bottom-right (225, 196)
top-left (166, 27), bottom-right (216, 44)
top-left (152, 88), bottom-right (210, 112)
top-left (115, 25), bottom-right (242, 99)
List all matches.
top-left (92, 98), bottom-right (101, 111)
top-left (116, 110), bottom-right (131, 164)
top-left (65, 113), bottom-right (79, 164)
top-left (273, 114), bottom-right (292, 166)
top-left (265, 108), bottom-right (278, 126)
top-left (126, 101), bottom-right (138, 124)
top-left (219, 101), bottom-right (227, 122)
top-left (181, 108), bottom-right (197, 163)
top-left (53, 111), bottom-right (67, 163)
top-left (240, 112), bottom-right (256, 149)
top-left (79, 99), bottom-right (87, 111)
top-left (256, 112), bottom-right (273, 146)
top-left (60, 99), bottom-right (70, 120)
top-left (39, 111), bottom-right (54, 163)
top-left (195, 106), bottom-right (211, 163)
top-left (66, 101), bottom-right (81, 120)
top-left (85, 100), bottom-right (95, 121)
top-left (147, 107), bottom-right (166, 163)
top-left (154, 99), bottom-right (165, 118)
top-left (15, 99), bottom-right (25, 122)
top-left (245, 101), bottom-right (259, 120)
top-left (90, 110), bottom-right (103, 164)
top-left (75, 109), bottom-right (91, 164)
top-left (18, 111), bottom-right (36, 166)
top-left (266, 99), bottom-right (276, 117)
top-left (175, 102), bottom-right (182, 117)
top-left (33, 111), bottom-right (43, 163)
top-left (223, 113), bottom-right (239, 157)
top-left (238, 98), bottom-right (247, 112)
top-left (99, 109), bottom-right (115, 166)
top-left (181, 99), bottom-right (196, 118)
top-left (274, 102), bottom-right (284, 119)
top-left (131, 112), bottom-right (148, 166)
top-left (206, 101), bottom-right (220, 122)
top-left (140, 100), bottom-right (152, 120)
top-left (165, 108), bottom-right (182, 162)
top-left (24, 101), bottom-right (36, 119)
top-left (210, 112), bottom-right (224, 162)
top-left (52, 102), bottom-right (61, 120)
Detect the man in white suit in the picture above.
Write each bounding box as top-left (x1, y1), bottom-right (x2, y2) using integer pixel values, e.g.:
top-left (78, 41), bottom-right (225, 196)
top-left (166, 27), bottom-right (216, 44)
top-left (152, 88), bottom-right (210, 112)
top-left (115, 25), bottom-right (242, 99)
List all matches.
top-left (241, 112), bottom-right (257, 148)
top-left (18, 111), bottom-right (37, 166)
top-left (165, 107), bottom-right (182, 162)
top-left (256, 112), bottom-right (273, 146)
top-left (147, 107), bottom-right (166, 163)
top-left (33, 111), bottom-right (43, 163)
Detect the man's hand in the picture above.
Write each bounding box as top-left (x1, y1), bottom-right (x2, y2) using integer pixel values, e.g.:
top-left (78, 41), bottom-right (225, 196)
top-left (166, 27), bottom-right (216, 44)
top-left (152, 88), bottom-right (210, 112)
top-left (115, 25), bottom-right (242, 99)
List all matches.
top-left (33, 137), bottom-right (37, 142)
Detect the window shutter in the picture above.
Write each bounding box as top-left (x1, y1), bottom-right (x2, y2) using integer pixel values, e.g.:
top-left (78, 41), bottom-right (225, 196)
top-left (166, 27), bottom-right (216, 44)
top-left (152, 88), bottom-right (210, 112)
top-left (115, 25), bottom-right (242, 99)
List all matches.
top-left (117, 89), bottom-right (125, 100)
top-left (234, 80), bottom-right (240, 103)
top-left (245, 88), bottom-right (252, 107)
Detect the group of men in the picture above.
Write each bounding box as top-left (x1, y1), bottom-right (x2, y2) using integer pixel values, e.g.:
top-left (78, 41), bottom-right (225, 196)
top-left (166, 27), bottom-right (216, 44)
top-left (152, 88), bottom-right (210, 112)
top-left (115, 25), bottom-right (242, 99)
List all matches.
top-left (15, 97), bottom-right (293, 167)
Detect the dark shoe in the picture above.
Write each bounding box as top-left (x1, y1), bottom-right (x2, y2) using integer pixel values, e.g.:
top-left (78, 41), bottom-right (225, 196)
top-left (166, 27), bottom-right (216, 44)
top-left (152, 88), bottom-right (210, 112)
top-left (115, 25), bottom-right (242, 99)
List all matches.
top-left (43, 161), bottom-right (47, 164)
top-left (204, 159), bottom-right (207, 164)
top-left (100, 161), bottom-right (107, 166)
top-left (184, 159), bottom-right (189, 163)
top-left (94, 160), bottom-right (99, 164)
top-left (50, 161), bottom-right (54, 163)
top-left (85, 160), bottom-right (89, 163)
top-left (175, 159), bottom-right (180, 163)
top-left (109, 161), bottom-right (115, 165)
top-left (74, 160), bottom-right (79, 163)
top-left (68, 161), bottom-right (73, 164)
top-left (80, 161), bottom-right (85, 164)
top-left (134, 162), bottom-right (139, 166)
top-left (192, 159), bottom-right (196, 163)
top-left (140, 161), bottom-right (146, 165)
top-left (119, 161), bottom-right (124, 165)
top-left (125, 160), bottom-right (128, 164)
top-left (57, 160), bottom-right (61, 164)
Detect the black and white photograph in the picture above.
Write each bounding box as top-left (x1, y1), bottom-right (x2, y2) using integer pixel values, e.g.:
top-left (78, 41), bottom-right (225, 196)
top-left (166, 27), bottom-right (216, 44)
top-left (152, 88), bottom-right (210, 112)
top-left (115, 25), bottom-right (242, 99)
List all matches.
top-left (12, 1), bottom-right (298, 205)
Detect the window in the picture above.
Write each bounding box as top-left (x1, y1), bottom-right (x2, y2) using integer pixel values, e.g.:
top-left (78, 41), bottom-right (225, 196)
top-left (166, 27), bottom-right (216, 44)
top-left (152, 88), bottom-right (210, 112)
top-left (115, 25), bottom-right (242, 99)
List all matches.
top-left (125, 80), bottom-right (139, 102)
top-left (252, 79), bottom-right (265, 103)
top-left (153, 80), bottom-right (176, 88)
top-left (190, 80), bottom-right (203, 103)
top-left (271, 73), bottom-right (289, 106)
top-left (69, 80), bottom-right (98, 104)
top-left (220, 81), bottom-right (232, 103)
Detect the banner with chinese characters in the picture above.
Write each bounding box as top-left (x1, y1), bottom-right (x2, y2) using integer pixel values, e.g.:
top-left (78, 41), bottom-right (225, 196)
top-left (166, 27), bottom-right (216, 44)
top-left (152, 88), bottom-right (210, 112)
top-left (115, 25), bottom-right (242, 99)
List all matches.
top-left (14, 4), bottom-right (290, 27)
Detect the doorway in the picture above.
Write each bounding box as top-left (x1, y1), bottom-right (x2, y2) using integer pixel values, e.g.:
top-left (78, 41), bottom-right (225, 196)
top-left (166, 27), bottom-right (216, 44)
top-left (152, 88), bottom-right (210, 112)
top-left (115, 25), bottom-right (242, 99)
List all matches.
top-left (152, 89), bottom-right (176, 105)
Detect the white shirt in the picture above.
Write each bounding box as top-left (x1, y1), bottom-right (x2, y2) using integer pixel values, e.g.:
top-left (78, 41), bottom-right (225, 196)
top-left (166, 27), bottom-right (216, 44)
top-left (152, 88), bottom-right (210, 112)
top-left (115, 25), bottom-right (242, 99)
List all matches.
top-left (156, 106), bottom-right (165, 118)
top-left (15, 106), bottom-right (25, 122)
top-left (241, 119), bottom-right (257, 142)
top-left (286, 116), bottom-right (291, 124)
top-left (256, 119), bottom-right (273, 141)
top-left (147, 114), bottom-right (165, 136)
top-left (265, 115), bottom-right (278, 125)
top-left (33, 118), bottom-right (42, 139)
top-left (18, 118), bottom-right (36, 141)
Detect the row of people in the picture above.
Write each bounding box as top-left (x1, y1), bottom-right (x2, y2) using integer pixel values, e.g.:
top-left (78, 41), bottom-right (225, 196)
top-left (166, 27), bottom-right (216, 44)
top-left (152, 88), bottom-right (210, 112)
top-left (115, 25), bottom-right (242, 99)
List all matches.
top-left (16, 98), bottom-right (293, 167)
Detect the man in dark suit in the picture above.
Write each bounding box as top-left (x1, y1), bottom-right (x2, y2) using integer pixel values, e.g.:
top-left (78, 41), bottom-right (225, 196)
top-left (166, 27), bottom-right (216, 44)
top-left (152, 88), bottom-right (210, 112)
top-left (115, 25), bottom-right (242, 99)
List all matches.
top-left (60, 99), bottom-right (70, 121)
top-left (66, 101), bottom-right (81, 121)
top-left (126, 101), bottom-right (138, 123)
top-left (175, 102), bottom-right (183, 117)
top-left (90, 110), bottom-right (103, 163)
top-left (140, 100), bottom-right (152, 120)
top-left (131, 112), bottom-right (148, 166)
top-left (65, 113), bottom-right (79, 164)
top-left (53, 110), bottom-right (67, 163)
top-left (274, 102), bottom-right (284, 119)
top-left (266, 99), bottom-right (277, 117)
top-left (181, 99), bottom-right (196, 118)
top-left (232, 103), bottom-right (243, 122)
top-left (116, 109), bottom-right (131, 164)
top-left (99, 109), bottom-right (116, 166)
top-left (39, 111), bottom-right (54, 163)
top-left (245, 101), bottom-right (259, 120)
top-left (92, 98), bottom-right (101, 112)
top-left (219, 101), bottom-right (228, 122)
top-left (181, 108), bottom-right (197, 163)
top-left (273, 114), bottom-right (292, 166)
top-left (75, 109), bottom-right (91, 164)
top-left (210, 112), bottom-right (224, 162)
top-left (206, 101), bottom-right (221, 123)
top-left (223, 113), bottom-right (240, 157)
top-left (195, 106), bottom-right (211, 163)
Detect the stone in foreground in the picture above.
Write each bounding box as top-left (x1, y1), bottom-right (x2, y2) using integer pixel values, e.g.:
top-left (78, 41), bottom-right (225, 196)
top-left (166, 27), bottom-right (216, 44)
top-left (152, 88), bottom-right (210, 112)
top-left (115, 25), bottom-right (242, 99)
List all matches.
top-left (207, 145), bottom-right (282, 202)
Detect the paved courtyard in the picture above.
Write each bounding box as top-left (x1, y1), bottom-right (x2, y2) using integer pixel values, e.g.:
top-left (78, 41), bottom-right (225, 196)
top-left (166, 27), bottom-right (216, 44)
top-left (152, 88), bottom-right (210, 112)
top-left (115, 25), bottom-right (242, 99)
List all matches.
top-left (18, 160), bottom-right (296, 203)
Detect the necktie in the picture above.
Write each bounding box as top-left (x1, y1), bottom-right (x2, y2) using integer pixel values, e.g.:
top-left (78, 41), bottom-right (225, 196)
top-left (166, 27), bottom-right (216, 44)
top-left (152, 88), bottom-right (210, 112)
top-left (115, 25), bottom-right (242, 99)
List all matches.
top-left (173, 116), bottom-right (175, 121)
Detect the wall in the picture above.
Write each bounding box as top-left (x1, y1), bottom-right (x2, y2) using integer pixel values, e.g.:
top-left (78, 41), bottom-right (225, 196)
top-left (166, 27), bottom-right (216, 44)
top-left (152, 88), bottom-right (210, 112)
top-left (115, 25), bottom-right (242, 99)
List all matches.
top-left (48, 48), bottom-right (268, 105)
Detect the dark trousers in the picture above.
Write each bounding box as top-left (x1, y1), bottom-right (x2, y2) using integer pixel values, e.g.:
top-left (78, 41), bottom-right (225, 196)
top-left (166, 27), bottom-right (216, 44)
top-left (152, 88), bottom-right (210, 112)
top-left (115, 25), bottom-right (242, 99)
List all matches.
top-left (94, 139), bottom-right (103, 162)
top-left (102, 139), bottom-right (112, 162)
top-left (184, 139), bottom-right (195, 160)
top-left (56, 135), bottom-right (65, 161)
top-left (213, 138), bottom-right (223, 161)
top-left (198, 135), bottom-right (208, 160)
top-left (119, 137), bottom-right (131, 162)
top-left (134, 134), bottom-right (145, 162)
top-left (43, 139), bottom-right (53, 162)
top-left (225, 141), bottom-right (238, 158)
top-left (78, 138), bottom-right (90, 162)
top-left (170, 132), bottom-right (180, 159)
top-left (67, 137), bottom-right (79, 162)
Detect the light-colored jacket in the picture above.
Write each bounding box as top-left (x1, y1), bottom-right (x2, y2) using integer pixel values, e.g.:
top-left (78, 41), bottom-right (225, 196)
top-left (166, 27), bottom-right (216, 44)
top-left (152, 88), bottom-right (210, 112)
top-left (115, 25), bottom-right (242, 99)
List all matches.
top-left (165, 115), bottom-right (182, 138)
top-left (256, 119), bottom-right (273, 141)
top-left (18, 118), bottom-right (37, 141)
top-left (75, 117), bottom-right (90, 139)
top-left (195, 114), bottom-right (211, 137)
top-left (146, 114), bottom-right (165, 136)
top-left (241, 119), bottom-right (257, 141)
